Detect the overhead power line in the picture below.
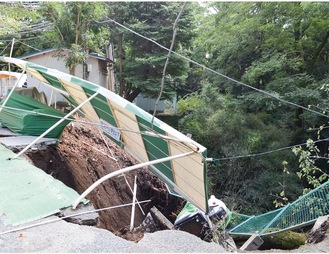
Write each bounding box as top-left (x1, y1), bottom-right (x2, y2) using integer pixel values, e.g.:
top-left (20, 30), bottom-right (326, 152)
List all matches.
top-left (97, 17), bottom-right (329, 120)
top-left (208, 138), bottom-right (329, 162)
top-left (0, 35), bottom-right (45, 43)
top-left (14, 39), bottom-right (42, 51)
top-left (1, 22), bottom-right (53, 36)
top-left (95, 16), bottom-right (329, 162)
top-left (0, 41), bottom-right (11, 55)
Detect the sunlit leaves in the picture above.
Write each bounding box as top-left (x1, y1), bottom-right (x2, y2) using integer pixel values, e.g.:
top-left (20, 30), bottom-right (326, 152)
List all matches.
top-left (292, 139), bottom-right (329, 190)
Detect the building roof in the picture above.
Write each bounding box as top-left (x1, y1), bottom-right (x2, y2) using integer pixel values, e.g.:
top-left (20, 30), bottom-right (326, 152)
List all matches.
top-left (19, 48), bottom-right (113, 63)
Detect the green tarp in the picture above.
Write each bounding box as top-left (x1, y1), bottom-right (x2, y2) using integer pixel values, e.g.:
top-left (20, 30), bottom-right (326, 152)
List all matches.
top-left (0, 143), bottom-right (86, 225)
top-left (0, 91), bottom-right (71, 138)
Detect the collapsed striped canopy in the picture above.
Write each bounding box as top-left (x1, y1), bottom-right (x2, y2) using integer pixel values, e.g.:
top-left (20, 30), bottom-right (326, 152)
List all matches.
top-left (0, 56), bottom-right (209, 213)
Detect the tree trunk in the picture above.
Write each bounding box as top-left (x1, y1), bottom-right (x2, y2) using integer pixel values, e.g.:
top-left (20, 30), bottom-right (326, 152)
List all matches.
top-left (69, 65), bottom-right (76, 76)
top-left (125, 87), bottom-right (141, 102)
top-left (118, 33), bottom-right (124, 97)
top-left (308, 30), bottom-right (329, 74)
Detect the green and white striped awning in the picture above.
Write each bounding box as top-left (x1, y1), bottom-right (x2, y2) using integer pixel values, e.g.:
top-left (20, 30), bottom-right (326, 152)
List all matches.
top-left (0, 57), bottom-right (209, 213)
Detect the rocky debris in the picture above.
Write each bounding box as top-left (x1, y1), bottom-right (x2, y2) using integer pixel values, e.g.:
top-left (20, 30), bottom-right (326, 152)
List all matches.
top-left (150, 206), bottom-right (174, 230)
top-left (260, 230), bottom-right (307, 250)
top-left (307, 215), bottom-right (329, 244)
top-left (240, 234), bottom-right (264, 251)
top-left (135, 212), bottom-right (157, 233)
top-left (59, 203), bottom-right (99, 226)
top-left (134, 206), bottom-right (174, 234)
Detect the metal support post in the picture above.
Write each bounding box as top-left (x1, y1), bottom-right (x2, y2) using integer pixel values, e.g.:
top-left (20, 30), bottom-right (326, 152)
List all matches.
top-left (72, 151), bottom-right (194, 209)
top-left (10, 92), bottom-right (99, 160)
top-left (130, 175), bottom-right (138, 232)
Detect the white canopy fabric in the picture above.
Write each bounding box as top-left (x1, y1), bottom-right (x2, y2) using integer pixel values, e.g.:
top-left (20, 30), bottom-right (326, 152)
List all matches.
top-left (0, 56), bottom-right (209, 213)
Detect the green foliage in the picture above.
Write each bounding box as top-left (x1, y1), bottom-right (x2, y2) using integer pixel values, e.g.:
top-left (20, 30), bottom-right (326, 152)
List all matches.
top-left (273, 161), bottom-right (290, 208)
top-left (242, 54), bottom-right (303, 89)
top-left (0, 2), bottom-right (43, 56)
top-left (184, 3), bottom-right (329, 216)
top-left (39, 2), bottom-right (109, 74)
top-left (193, 2), bottom-right (329, 95)
top-left (176, 92), bottom-right (205, 115)
top-left (292, 139), bottom-right (329, 193)
top-left (177, 84), bottom-right (301, 214)
top-left (105, 2), bottom-right (196, 101)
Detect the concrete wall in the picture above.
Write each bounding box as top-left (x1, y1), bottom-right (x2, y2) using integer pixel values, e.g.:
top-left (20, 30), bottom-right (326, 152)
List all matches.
top-left (135, 94), bottom-right (165, 113)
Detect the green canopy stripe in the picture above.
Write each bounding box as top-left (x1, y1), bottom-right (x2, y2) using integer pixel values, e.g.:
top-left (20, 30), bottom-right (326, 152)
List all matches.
top-left (0, 56), bottom-right (209, 213)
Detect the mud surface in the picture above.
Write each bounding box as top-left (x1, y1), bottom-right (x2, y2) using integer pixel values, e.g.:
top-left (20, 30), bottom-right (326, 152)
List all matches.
top-left (24, 117), bottom-right (329, 252)
top-left (26, 117), bottom-right (184, 242)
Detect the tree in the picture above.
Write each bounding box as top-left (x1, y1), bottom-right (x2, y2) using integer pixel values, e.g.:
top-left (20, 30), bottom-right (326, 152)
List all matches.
top-left (193, 2), bottom-right (329, 93)
top-left (0, 2), bottom-right (44, 57)
top-left (190, 1), bottom-right (329, 142)
top-left (176, 82), bottom-right (301, 213)
top-left (177, 2), bottom-right (329, 214)
top-left (105, 2), bottom-right (196, 102)
top-left (39, 2), bottom-right (110, 75)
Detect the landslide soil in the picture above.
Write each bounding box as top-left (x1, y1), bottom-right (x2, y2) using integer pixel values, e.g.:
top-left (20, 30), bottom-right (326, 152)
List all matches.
top-left (24, 117), bottom-right (329, 252)
top-left (26, 117), bottom-right (184, 242)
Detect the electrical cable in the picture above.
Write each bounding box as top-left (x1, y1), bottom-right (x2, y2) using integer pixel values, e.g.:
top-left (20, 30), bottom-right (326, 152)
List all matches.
top-left (0, 35), bottom-right (46, 42)
top-left (0, 41), bottom-right (11, 55)
top-left (96, 17), bottom-right (329, 120)
top-left (0, 199), bottom-right (151, 236)
top-left (209, 138), bottom-right (329, 161)
top-left (14, 39), bottom-right (42, 52)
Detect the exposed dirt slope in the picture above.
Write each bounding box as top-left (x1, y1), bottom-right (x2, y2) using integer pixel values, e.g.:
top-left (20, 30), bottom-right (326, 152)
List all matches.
top-left (26, 117), bottom-right (184, 241)
top-left (25, 116), bottom-right (329, 252)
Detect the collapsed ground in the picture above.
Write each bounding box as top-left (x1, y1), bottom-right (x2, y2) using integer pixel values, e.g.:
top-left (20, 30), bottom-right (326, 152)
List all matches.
top-left (25, 116), bottom-right (184, 242)
top-left (23, 116), bottom-right (329, 252)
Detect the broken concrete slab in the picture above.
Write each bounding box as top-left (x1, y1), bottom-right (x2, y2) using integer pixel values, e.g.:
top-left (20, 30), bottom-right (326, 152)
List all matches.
top-left (307, 215), bottom-right (329, 244)
top-left (59, 203), bottom-right (99, 226)
top-left (0, 135), bottom-right (58, 152)
top-left (0, 143), bottom-right (87, 226)
top-left (136, 212), bottom-right (157, 233)
top-left (240, 233), bottom-right (264, 251)
top-left (150, 206), bottom-right (174, 230)
top-left (0, 126), bottom-right (20, 137)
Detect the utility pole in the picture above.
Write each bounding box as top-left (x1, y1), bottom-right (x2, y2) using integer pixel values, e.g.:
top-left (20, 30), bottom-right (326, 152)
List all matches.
top-left (118, 33), bottom-right (124, 97)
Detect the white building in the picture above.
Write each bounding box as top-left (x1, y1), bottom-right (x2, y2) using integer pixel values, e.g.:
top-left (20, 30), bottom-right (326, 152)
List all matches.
top-left (0, 71), bottom-right (27, 99)
top-left (18, 48), bottom-right (114, 105)
top-left (18, 48), bottom-right (169, 113)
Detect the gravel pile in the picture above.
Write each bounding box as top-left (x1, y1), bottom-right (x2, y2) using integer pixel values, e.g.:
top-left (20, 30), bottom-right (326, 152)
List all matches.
top-left (0, 216), bottom-right (225, 253)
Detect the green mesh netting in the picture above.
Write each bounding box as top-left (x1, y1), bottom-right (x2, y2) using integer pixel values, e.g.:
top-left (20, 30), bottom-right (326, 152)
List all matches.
top-left (228, 181), bottom-right (329, 236)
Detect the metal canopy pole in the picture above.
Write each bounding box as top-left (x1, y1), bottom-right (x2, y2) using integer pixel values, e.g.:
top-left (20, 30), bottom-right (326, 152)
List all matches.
top-left (10, 91), bottom-right (100, 160)
top-left (130, 175), bottom-right (137, 232)
top-left (72, 151), bottom-right (194, 209)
